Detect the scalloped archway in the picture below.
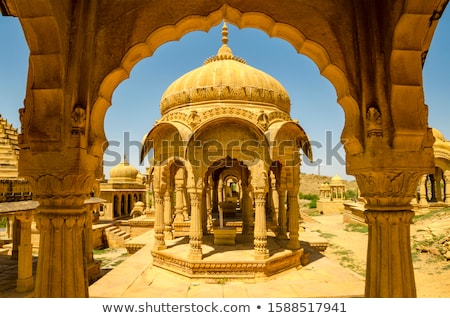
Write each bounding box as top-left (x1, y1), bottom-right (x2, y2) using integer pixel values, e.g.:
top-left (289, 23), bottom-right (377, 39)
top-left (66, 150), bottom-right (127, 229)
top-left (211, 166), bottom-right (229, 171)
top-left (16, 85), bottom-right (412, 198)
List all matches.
top-left (89, 4), bottom-right (362, 160)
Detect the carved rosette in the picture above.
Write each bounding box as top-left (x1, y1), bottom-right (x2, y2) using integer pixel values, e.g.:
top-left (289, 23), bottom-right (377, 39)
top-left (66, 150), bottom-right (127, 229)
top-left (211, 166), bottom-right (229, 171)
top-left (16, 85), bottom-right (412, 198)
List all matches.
top-left (71, 104), bottom-right (86, 135)
top-left (25, 174), bottom-right (95, 207)
top-left (366, 105), bottom-right (383, 138)
top-left (354, 171), bottom-right (423, 210)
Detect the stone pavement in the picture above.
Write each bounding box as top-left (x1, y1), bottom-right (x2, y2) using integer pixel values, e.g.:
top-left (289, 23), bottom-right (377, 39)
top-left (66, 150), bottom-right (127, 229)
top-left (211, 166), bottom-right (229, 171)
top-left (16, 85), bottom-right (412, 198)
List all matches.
top-left (0, 230), bottom-right (365, 298)
top-left (89, 230), bottom-right (365, 298)
top-left (0, 254), bottom-right (36, 298)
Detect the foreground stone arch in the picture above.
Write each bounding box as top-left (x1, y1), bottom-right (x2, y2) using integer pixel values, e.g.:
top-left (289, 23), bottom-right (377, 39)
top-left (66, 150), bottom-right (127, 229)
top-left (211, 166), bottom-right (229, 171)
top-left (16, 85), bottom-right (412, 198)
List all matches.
top-left (89, 3), bottom-right (363, 158)
top-left (1, 0), bottom-right (448, 298)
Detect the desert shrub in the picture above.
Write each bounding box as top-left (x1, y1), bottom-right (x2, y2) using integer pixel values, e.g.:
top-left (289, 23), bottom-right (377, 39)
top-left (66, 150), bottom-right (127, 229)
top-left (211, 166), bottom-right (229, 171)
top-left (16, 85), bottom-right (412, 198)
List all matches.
top-left (345, 189), bottom-right (358, 200)
top-left (299, 193), bottom-right (319, 201)
top-left (298, 193), bottom-right (319, 208)
top-left (344, 223), bottom-right (368, 233)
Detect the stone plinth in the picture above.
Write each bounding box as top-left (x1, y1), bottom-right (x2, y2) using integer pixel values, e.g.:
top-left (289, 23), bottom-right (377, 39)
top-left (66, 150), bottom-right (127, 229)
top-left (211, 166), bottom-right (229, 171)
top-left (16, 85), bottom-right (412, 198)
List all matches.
top-left (173, 221), bottom-right (191, 238)
top-left (213, 227), bottom-right (236, 245)
top-left (151, 234), bottom-right (304, 281)
top-left (317, 199), bottom-right (346, 215)
top-left (343, 202), bottom-right (366, 225)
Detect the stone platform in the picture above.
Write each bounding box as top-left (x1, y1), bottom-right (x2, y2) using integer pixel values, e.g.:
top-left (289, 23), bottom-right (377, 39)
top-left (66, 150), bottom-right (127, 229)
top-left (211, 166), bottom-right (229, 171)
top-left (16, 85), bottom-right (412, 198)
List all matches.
top-left (89, 230), bottom-right (365, 298)
top-left (152, 233), bottom-right (303, 281)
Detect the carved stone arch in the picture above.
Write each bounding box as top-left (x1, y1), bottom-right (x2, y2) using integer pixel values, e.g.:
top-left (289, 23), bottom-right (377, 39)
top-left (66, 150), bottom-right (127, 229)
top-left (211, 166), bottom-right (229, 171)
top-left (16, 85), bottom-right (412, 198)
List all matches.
top-left (194, 113), bottom-right (263, 136)
top-left (89, 2), bottom-right (363, 159)
top-left (160, 156), bottom-right (187, 190)
top-left (389, 1), bottom-right (448, 150)
top-left (13, 2), bottom-right (68, 149)
top-left (140, 122), bottom-right (191, 165)
top-left (265, 121), bottom-right (312, 164)
top-left (186, 116), bottom-right (271, 169)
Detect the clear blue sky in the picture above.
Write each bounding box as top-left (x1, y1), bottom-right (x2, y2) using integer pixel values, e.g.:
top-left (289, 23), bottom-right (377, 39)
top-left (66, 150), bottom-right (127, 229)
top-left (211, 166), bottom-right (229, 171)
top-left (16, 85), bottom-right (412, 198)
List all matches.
top-left (1, 13), bottom-right (449, 181)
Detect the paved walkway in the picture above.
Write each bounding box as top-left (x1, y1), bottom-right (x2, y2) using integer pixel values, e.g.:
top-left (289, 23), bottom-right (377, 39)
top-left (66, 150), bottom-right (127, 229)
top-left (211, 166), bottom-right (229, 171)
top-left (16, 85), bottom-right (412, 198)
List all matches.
top-left (89, 230), bottom-right (365, 298)
top-left (0, 254), bottom-right (36, 298)
top-left (0, 230), bottom-right (365, 298)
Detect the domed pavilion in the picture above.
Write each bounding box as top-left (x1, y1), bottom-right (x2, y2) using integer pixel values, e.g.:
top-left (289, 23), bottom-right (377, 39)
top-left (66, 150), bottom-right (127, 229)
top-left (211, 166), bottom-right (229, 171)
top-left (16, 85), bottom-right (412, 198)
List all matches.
top-left (99, 157), bottom-right (146, 220)
top-left (141, 22), bottom-right (312, 277)
top-left (417, 128), bottom-right (450, 210)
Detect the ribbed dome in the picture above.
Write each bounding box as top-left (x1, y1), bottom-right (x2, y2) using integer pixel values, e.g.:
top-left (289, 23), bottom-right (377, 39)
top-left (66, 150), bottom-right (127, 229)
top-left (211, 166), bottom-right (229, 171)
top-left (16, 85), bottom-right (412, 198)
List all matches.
top-left (432, 128), bottom-right (446, 142)
top-left (330, 174), bottom-right (344, 186)
top-left (109, 157), bottom-right (139, 183)
top-left (160, 22), bottom-right (291, 115)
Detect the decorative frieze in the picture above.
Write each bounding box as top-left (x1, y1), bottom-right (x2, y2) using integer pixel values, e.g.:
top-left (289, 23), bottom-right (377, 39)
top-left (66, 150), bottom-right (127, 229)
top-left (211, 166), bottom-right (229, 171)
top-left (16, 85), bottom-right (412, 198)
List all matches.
top-left (159, 107), bottom-right (292, 131)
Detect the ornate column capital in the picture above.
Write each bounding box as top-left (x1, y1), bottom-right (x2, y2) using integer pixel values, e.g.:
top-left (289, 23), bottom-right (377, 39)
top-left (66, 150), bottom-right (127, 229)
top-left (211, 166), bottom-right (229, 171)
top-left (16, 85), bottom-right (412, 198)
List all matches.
top-left (249, 170), bottom-right (268, 194)
top-left (353, 170), bottom-right (424, 210)
top-left (14, 210), bottom-right (34, 223)
top-left (26, 173), bottom-right (95, 207)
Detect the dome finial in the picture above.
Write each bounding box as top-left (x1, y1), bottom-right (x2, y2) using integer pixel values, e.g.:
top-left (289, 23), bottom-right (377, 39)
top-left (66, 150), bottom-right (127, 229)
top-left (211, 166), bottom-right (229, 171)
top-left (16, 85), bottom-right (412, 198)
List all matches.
top-left (221, 20), bottom-right (229, 46)
top-left (217, 20), bottom-right (233, 57)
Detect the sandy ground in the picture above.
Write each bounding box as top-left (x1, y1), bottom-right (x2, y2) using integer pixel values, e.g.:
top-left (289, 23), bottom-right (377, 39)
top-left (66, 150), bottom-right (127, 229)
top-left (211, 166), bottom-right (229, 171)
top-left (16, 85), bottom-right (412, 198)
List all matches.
top-left (301, 212), bottom-right (450, 298)
top-left (92, 210), bottom-right (450, 298)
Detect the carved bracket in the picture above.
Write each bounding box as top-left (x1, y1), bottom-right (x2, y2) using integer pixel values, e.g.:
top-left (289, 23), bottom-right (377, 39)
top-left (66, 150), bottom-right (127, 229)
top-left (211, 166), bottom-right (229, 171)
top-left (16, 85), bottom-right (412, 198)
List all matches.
top-left (366, 105), bottom-right (382, 138)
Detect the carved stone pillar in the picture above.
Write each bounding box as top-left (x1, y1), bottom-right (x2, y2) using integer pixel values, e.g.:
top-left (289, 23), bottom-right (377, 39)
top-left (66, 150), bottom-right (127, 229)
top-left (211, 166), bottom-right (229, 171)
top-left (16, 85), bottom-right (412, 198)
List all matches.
top-left (444, 171), bottom-right (450, 203)
top-left (188, 188), bottom-right (202, 260)
top-left (253, 192), bottom-right (269, 260)
top-left (163, 190), bottom-right (173, 240)
top-left (277, 188), bottom-right (287, 239)
top-left (429, 174), bottom-right (437, 202)
top-left (11, 217), bottom-right (19, 260)
top-left (354, 171), bottom-right (424, 297)
top-left (153, 190), bottom-right (166, 250)
top-left (419, 174), bottom-right (428, 205)
top-left (152, 166), bottom-right (166, 249)
top-left (241, 181), bottom-right (253, 235)
top-left (287, 191), bottom-right (300, 250)
top-left (217, 179), bottom-right (224, 227)
top-left (15, 211), bottom-right (34, 293)
top-left (6, 216), bottom-right (13, 239)
top-left (34, 205), bottom-right (88, 297)
top-left (145, 170), bottom-right (152, 212)
top-left (182, 186), bottom-right (189, 220)
top-left (365, 210), bottom-right (415, 297)
top-left (251, 168), bottom-right (269, 260)
top-left (174, 178), bottom-right (185, 223)
top-left (269, 171), bottom-right (279, 225)
top-left (205, 180), bottom-right (213, 232)
top-left (23, 172), bottom-right (94, 298)
top-left (435, 171), bottom-right (442, 202)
